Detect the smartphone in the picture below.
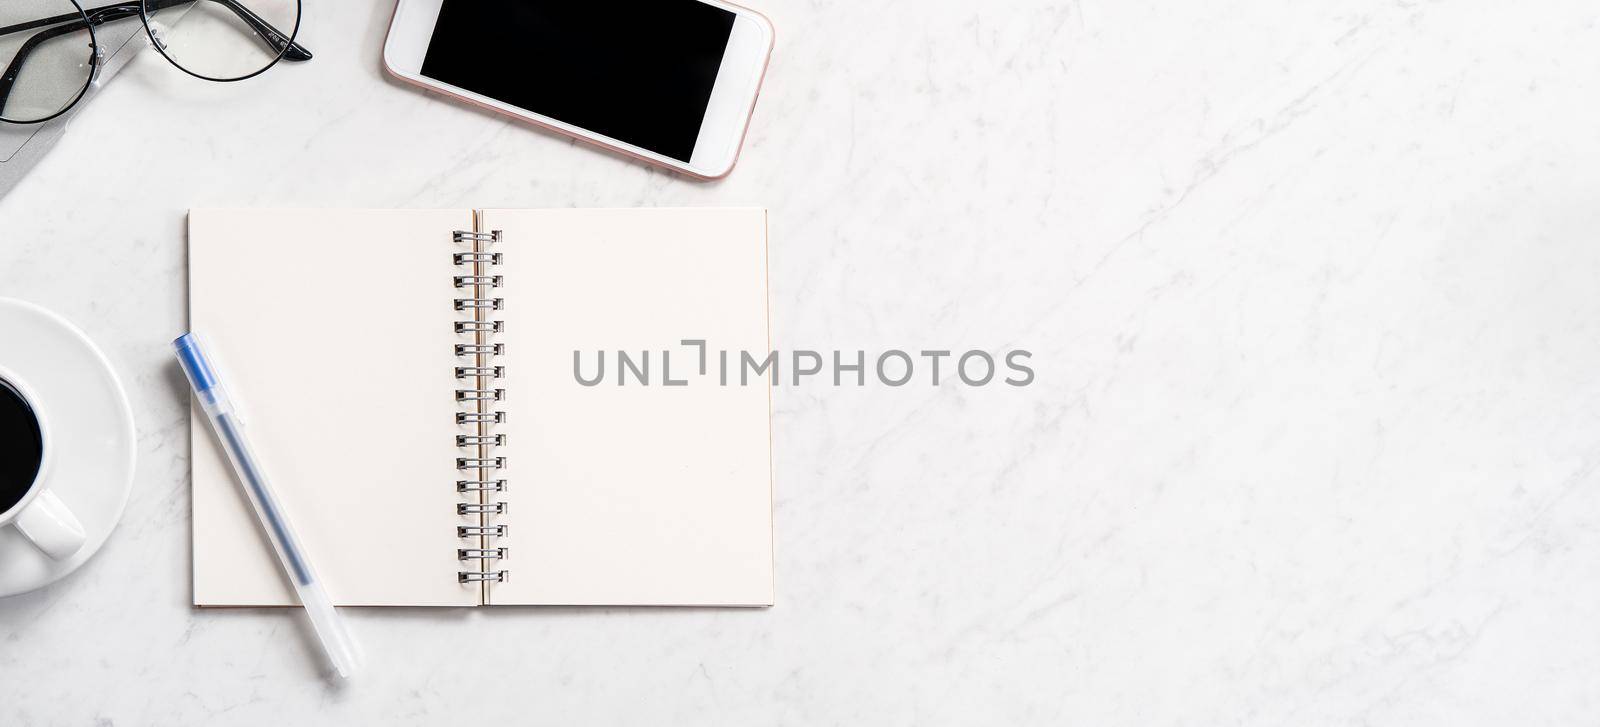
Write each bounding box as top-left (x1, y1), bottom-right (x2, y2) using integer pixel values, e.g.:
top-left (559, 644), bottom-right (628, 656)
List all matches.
top-left (384, 0), bottom-right (773, 179)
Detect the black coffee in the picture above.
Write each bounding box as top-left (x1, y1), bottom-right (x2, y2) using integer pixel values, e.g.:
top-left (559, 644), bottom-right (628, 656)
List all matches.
top-left (0, 378), bottom-right (43, 514)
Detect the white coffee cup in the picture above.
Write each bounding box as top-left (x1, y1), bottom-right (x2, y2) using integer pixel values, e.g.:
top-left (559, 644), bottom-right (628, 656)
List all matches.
top-left (0, 366), bottom-right (86, 560)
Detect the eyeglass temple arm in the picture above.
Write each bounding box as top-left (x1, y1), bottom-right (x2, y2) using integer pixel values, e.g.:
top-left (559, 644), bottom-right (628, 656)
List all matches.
top-left (143, 0), bottom-right (311, 61)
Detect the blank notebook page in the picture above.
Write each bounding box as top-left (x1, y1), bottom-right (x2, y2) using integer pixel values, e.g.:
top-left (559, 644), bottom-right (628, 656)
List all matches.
top-left (485, 208), bottom-right (774, 606)
top-left (190, 209), bottom-right (477, 607)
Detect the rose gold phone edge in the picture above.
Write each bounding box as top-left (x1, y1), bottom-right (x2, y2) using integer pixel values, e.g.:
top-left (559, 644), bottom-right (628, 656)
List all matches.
top-left (381, 0), bottom-right (774, 181)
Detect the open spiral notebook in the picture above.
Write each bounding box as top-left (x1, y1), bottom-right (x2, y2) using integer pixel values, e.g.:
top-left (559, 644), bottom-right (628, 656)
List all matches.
top-left (188, 208), bottom-right (773, 607)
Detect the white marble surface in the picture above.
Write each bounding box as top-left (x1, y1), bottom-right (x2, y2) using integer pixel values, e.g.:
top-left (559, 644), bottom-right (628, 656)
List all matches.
top-left (4, 0), bottom-right (1600, 723)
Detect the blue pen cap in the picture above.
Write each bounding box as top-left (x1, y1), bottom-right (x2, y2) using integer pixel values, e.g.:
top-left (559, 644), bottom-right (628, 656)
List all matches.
top-left (173, 333), bottom-right (222, 403)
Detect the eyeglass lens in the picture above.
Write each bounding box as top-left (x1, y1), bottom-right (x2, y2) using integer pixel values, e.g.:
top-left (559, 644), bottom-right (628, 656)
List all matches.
top-left (142, 0), bottom-right (299, 82)
top-left (0, 1), bottom-right (95, 124)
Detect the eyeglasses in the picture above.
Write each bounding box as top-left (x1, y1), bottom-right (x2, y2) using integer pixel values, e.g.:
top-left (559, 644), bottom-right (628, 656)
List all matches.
top-left (0, 0), bottom-right (308, 125)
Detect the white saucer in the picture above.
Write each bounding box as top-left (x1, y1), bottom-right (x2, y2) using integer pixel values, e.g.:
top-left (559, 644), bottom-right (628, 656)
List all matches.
top-left (0, 298), bottom-right (137, 597)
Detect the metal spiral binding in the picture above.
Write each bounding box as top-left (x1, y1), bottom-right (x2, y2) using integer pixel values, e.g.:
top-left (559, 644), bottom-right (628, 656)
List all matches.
top-left (455, 388), bottom-right (505, 402)
top-left (454, 228), bottom-right (508, 585)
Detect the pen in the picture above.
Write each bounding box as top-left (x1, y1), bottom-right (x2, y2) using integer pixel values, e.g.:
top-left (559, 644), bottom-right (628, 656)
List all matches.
top-left (173, 333), bottom-right (363, 679)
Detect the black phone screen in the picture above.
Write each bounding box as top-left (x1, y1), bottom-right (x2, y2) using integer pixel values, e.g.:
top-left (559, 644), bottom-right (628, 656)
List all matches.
top-left (421, 0), bottom-right (736, 162)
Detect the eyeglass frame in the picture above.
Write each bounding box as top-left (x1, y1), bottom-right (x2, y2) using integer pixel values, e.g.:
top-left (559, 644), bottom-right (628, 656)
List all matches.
top-left (0, 0), bottom-right (310, 125)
